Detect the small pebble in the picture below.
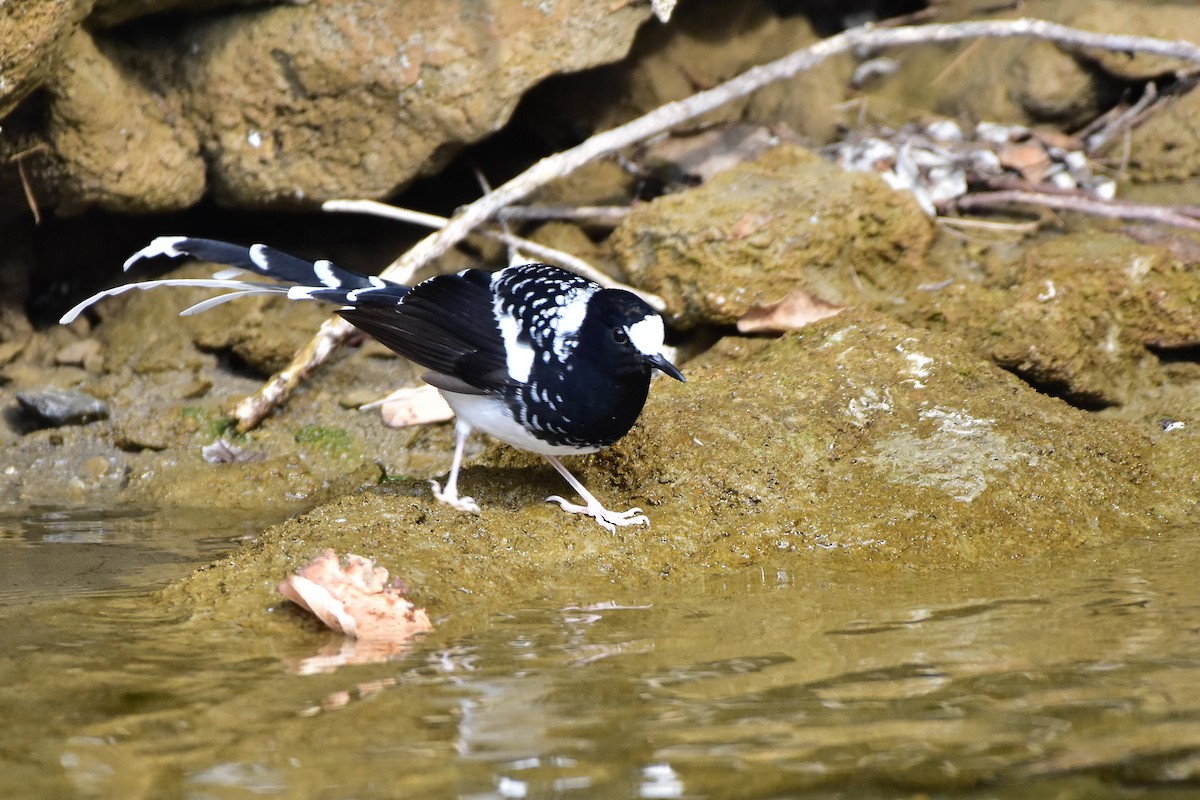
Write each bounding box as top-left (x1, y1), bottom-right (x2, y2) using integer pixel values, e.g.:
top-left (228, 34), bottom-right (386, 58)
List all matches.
top-left (16, 387), bottom-right (110, 427)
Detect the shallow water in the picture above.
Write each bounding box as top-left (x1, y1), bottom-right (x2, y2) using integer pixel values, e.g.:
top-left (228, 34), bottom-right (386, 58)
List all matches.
top-left (3, 511), bottom-right (1200, 799)
top-left (0, 506), bottom-right (267, 606)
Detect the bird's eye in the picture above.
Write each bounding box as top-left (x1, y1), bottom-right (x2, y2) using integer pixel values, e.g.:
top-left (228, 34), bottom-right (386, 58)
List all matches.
top-left (612, 327), bottom-right (629, 344)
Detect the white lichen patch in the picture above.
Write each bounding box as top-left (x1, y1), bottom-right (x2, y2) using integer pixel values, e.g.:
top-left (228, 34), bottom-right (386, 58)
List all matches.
top-left (919, 406), bottom-right (995, 436)
top-left (846, 386), bottom-right (894, 427)
top-left (819, 325), bottom-right (859, 347)
top-left (895, 338), bottom-right (934, 388)
top-left (869, 405), bottom-right (1029, 503)
top-left (1128, 255), bottom-right (1153, 280)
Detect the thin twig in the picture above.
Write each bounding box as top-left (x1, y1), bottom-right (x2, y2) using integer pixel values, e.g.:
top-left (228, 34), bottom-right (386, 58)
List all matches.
top-left (495, 205), bottom-right (630, 224)
top-left (931, 37), bottom-right (986, 86)
top-left (948, 190), bottom-right (1200, 232)
top-left (1084, 82), bottom-right (1160, 154)
top-left (233, 316), bottom-right (355, 431)
top-left (381, 19), bottom-right (1200, 284)
top-left (233, 17), bottom-right (1200, 430)
top-left (321, 199), bottom-right (665, 308)
top-left (10, 143), bottom-right (49, 224)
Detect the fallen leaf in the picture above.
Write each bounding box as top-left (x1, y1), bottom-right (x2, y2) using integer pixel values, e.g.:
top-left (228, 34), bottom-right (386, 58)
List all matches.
top-left (737, 290), bottom-right (846, 334)
top-left (278, 550), bottom-right (433, 643)
top-left (370, 385), bottom-right (454, 428)
top-left (1031, 127), bottom-right (1083, 152)
top-left (999, 140), bottom-right (1053, 185)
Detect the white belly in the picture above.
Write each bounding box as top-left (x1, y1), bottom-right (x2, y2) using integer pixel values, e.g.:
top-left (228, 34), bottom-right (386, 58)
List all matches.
top-left (440, 391), bottom-right (601, 456)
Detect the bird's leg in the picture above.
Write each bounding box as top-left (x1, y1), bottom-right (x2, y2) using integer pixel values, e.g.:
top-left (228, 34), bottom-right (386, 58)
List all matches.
top-left (430, 419), bottom-right (481, 513)
top-left (542, 455), bottom-right (649, 533)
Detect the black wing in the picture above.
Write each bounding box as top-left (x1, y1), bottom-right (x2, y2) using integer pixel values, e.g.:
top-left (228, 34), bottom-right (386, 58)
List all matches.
top-left (338, 268), bottom-right (511, 393)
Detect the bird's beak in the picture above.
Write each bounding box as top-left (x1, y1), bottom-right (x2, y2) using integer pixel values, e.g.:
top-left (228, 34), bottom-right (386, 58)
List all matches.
top-left (646, 353), bottom-right (685, 382)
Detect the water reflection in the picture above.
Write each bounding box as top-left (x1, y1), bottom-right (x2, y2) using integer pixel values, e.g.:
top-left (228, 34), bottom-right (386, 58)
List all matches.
top-left (0, 506), bottom-right (271, 604)
top-left (2, 523), bottom-right (1200, 798)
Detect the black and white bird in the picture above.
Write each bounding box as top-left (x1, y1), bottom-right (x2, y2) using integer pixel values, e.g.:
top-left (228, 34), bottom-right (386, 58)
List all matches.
top-left (61, 237), bottom-right (684, 531)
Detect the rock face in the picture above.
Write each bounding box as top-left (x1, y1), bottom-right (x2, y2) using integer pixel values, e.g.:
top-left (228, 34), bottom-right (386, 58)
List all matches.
top-left (549, 0), bottom-right (852, 144)
top-left (1, 0), bottom-right (651, 214)
top-left (172, 0), bottom-right (651, 207)
top-left (988, 234), bottom-right (1200, 408)
top-left (898, 232), bottom-right (1200, 409)
top-left (0, 0), bottom-right (92, 120)
top-left (1128, 88), bottom-right (1200, 182)
top-left (605, 315), bottom-right (1169, 566)
top-left (36, 28), bottom-right (206, 213)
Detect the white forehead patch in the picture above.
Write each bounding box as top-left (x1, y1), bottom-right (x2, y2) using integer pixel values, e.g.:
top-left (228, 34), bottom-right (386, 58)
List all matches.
top-left (627, 314), bottom-right (665, 357)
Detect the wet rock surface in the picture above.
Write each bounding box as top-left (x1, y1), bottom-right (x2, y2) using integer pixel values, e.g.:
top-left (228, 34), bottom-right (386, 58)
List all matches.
top-left (899, 231), bottom-right (1200, 409)
top-left (15, 386), bottom-right (109, 427)
top-left (164, 310), bottom-right (1197, 628)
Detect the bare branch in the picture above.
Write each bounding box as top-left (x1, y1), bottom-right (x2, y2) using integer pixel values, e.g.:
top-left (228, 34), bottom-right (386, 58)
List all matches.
top-left (495, 205), bottom-right (630, 224)
top-left (379, 18), bottom-right (1200, 283)
top-left (321, 199), bottom-right (664, 307)
top-left (948, 190), bottom-right (1200, 232)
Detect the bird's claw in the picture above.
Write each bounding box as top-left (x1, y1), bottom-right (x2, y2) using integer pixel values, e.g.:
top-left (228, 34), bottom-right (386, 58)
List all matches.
top-left (546, 495), bottom-right (650, 533)
top-left (430, 480), bottom-right (481, 514)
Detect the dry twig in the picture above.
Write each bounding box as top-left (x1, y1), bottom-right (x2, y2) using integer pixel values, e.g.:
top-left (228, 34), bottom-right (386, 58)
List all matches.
top-left (10, 143), bottom-right (49, 224)
top-left (233, 17), bottom-right (1200, 430)
top-left (949, 190), bottom-right (1200, 232)
top-left (322, 198), bottom-right (664, 308)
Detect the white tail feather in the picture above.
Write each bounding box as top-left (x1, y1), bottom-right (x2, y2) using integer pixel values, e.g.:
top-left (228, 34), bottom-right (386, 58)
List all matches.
top-left (59, 277), bottom-right (280, 324)
top-left (122, 235), bottom-right (189, 271)
top-left (179, 288), bottom-right (290, 316)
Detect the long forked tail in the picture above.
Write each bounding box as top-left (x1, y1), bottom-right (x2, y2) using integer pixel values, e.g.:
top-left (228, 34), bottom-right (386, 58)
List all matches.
top-left (60, 236), bottom-right (408, 324)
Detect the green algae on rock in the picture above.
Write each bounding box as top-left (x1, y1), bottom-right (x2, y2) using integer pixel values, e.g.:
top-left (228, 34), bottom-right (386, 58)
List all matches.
top-left (902, 231), bottom-right (1200, 409)
top-left (606, 312), bottom-right (1166, 565)
top-left (166, 311), bottom-right (1184, 628)
top-left (611, 144), bottom-right (936, 328)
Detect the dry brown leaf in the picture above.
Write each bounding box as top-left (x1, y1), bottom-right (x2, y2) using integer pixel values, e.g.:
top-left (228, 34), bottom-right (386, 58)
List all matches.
top-left (1031, 127), bottom-right (1082, 152)
top-left (278, 549), bottom-right (433, 643)
top-left (998, 140), bottom-right (1052, 185)
top-left (736, 290), bottom-right (846, 334)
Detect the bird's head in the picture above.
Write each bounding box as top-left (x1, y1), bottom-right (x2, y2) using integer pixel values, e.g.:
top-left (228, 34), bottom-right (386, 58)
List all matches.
top-left (587, 289), bottom-right (685, 382)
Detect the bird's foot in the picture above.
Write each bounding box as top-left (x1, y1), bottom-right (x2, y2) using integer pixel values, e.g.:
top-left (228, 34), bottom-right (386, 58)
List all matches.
top-left (430, 480), bottom-right (481, 514)
top-left (546, 495), bottom-right (649, 533)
